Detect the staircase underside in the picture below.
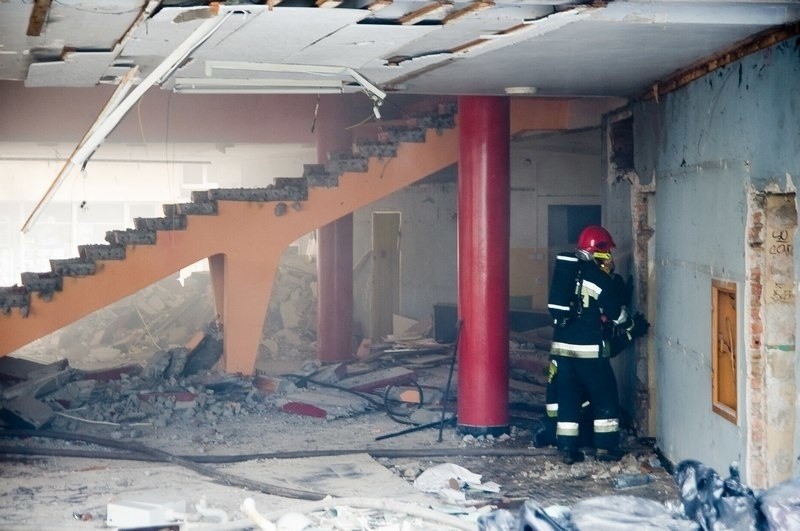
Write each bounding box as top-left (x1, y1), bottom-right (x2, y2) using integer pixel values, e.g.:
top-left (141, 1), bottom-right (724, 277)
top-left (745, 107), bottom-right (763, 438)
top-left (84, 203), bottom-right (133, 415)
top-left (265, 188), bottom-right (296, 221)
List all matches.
top-left (0, 98), bottom-right (618, 374)
top-left (0, 127), bottom-right (459, 373)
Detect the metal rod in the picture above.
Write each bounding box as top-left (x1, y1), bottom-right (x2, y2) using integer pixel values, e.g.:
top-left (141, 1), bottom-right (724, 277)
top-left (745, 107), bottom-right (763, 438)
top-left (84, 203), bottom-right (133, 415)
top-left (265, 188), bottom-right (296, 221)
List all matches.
top-left (438, 319), bottom-right (462, 442)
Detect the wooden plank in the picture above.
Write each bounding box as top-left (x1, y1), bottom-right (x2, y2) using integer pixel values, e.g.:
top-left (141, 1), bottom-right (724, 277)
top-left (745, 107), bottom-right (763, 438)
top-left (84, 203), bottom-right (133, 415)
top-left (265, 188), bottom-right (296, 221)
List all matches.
top-left (336, 366), bottom-right (417, 392)
top-left (442, 0), bottom-right (493, 25)
top-left (27, 0), bottom-right (52, 37)
top-left (398, 2), bottom-right (446, 25)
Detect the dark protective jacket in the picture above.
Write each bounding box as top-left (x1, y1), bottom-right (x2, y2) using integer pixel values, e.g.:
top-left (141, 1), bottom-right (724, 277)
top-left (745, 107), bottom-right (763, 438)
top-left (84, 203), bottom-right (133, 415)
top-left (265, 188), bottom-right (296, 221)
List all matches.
top-left (550, 254), bottom-right (627, 359)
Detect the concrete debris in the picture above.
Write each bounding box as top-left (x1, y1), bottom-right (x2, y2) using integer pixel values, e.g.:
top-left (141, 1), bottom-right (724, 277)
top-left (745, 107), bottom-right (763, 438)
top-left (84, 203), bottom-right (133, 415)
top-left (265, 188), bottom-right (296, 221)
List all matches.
top-left (1, 395), bottom-right (55, 429)
top-left (12, 272), bottom-right (216, 369)
top-left (262, 251), bottom-right (318, 362)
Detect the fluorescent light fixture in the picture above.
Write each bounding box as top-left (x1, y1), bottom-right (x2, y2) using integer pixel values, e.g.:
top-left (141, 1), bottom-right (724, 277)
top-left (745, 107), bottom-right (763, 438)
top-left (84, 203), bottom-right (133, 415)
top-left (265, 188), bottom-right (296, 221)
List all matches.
top-left (174, 77), bottom-right (344, 89)
top-left (204, 61), bottom-right (386, 102)
top-left (505, 86), bottom-right (538, 95)
top-left (174, 87), bottom-right (343, 95)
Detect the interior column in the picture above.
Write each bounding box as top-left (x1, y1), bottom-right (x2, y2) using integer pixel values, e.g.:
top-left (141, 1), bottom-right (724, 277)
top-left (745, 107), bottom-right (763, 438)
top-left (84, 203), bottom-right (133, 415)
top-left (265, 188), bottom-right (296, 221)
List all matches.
top-left (457, 95), bottom-right (510, 435)
top-left (316, 97), bottom-right (354, 363)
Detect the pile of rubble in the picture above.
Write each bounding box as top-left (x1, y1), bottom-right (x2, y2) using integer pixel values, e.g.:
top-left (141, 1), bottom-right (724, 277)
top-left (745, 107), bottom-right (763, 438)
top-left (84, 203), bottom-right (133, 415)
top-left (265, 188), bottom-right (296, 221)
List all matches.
top-left (11, 248), bottom-right (321, 372)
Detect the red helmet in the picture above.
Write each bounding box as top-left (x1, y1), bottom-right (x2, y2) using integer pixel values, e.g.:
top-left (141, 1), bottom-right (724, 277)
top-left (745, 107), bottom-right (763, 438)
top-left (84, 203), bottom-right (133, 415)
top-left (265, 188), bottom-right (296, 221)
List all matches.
top-left (577, 225), bottom-right (616, 254)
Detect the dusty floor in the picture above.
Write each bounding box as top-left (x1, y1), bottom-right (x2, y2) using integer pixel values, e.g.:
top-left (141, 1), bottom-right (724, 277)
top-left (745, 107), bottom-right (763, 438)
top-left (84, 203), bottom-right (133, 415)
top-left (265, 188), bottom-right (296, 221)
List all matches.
top-left (0, 339), bottom-right (683, 531)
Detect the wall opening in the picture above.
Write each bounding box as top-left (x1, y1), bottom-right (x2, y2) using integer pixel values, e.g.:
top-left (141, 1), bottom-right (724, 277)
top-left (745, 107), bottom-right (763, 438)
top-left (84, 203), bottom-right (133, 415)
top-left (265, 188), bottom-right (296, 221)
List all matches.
top-left (712, 279), bottom-right (738, 423)
top-left (370, 211), bottom-right (401, 340)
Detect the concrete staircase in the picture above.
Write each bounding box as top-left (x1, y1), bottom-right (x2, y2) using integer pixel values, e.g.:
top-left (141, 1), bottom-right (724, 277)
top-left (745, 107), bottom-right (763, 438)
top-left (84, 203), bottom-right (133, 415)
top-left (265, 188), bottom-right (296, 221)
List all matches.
top-left (0, 97), bottom-right (601, 374)
top-left (0, 107), bottom-right (460, 374)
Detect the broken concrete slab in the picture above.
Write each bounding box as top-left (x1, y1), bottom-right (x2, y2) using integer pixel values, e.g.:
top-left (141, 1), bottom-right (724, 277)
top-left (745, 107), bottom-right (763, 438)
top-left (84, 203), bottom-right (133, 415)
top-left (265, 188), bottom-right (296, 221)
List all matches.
top-left (2, 367), bottom-right (75, 401)
top-left (138, 391), bottom-right (197, 410)
top-left (76, 364), bottom-right (142, 382)
top-left (1, 395), bottom-right (55, 429)
top-left (0, 356), bottom-right (68, 382)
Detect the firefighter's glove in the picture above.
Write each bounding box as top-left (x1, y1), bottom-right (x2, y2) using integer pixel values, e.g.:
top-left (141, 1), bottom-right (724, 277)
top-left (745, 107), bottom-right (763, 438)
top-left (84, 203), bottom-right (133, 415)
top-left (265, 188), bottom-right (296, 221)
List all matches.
top-left (628, 312), bottom-right (650, 339)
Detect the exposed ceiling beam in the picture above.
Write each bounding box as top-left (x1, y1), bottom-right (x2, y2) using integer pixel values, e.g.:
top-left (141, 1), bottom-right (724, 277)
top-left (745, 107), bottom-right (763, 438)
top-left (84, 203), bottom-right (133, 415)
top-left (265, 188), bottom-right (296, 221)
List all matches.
top-left (442, 0), bottom-right (494, 25)
top-left (398, 2), bottom-right (448, 25)
top-left (316, 0), bottom-right (344, 8)
top-left (644, 21), bottom-right (800, 101)
top-left (26, 0), bottom-right (52, 37)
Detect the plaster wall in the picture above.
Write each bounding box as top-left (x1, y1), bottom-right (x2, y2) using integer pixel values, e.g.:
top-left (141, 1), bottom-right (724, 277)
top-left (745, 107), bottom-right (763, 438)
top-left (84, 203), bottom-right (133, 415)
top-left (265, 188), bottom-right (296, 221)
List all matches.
top-left (633, 39), bottom-right (800, 483)
top-left (352, 130), bottom-right (602, 340)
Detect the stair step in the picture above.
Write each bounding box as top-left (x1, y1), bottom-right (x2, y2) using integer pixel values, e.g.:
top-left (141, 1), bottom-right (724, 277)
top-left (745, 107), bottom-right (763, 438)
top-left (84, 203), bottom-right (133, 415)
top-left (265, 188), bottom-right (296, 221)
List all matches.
top-left (208, 183), bottom-right (308, 202)
top-left (20, 272), bottom-right (62, 300)
top-left (414, 111), bottom-right (456, 131)
top-left (79, 244), bottom-right (126, 261)
top-left (163, 202), bottom-right (218, 217)
top-left (384, 126), bottom-right (427, 143)
top-left (191, 190), bottom-right (215, 203)
top-left (0, 286), bottom-right (31, 316)
top-left (303, 164), bottom-right (338, 188)
top-left (273, 178), bottom-right (309, 200)
top-left (325, 154), bottom-right (369, 175)
top-left (105, 228), bottom-right (157, 245)
top-left (50, 257), bottom-right (96, 277)
top-left (134, 216), bottom-right (187, 232)
top-left (353, 140), bottom-right (398, 159)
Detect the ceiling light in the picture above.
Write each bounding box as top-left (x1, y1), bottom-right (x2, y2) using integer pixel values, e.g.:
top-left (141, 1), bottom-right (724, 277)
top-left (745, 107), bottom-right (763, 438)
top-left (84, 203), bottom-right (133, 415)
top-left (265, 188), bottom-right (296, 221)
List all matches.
top-left (504, 86), bottom-right (538, 95)
top-left (173, 87), bottom-right (343, 95)
top-left (174, 77), bottom-right (344, 89)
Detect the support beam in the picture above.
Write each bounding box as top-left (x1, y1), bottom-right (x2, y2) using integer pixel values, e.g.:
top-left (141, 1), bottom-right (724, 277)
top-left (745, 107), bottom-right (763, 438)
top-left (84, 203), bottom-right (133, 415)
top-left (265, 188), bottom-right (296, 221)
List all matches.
top-left (26, 0), bottom-right (52, 37)
top-left (456, 96), bottom-right (510, 435)
top-left (316, 97), bottom-right (355, 364)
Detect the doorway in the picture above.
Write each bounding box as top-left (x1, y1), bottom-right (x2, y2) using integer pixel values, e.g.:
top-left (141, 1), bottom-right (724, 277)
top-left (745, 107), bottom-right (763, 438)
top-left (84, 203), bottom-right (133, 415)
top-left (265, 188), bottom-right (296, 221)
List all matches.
top-left (370, 212), bottom-right (401, 340)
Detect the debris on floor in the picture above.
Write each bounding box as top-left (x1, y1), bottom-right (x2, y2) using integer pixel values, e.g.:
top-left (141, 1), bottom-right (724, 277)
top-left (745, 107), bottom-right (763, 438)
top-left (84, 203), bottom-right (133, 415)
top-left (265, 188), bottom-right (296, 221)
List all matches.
top-left (0, 266), bottom-right (689, 529)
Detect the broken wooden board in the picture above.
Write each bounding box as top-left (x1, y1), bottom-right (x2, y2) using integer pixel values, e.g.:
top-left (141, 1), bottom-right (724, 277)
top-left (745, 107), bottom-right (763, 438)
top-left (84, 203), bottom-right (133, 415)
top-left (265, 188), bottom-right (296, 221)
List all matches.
top-left (336, 367), bottom-right (417, 392)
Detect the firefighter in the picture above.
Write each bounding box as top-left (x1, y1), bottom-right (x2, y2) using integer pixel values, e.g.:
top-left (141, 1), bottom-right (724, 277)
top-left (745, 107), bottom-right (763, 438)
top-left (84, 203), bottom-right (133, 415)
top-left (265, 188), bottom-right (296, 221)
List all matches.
top-left (533, 270), bottom-right (648, 450)
top-left (547, 225), bottom-right (648, 464)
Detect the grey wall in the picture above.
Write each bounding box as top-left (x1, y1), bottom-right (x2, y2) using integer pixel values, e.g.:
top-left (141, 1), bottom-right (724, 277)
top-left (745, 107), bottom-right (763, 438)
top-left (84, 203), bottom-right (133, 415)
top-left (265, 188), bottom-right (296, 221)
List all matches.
top-left (351, 128), bottom-right (603, 338)
top-left (633, 39), bottom-right (800, 479)
top-left (352, 181), bottom-right (458, 338)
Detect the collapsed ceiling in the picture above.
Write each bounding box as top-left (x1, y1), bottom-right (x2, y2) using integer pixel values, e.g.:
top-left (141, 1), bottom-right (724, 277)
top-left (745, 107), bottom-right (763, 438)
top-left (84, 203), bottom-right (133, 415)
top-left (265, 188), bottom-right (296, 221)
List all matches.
top-left (1, 0), bottom-right (799, 100)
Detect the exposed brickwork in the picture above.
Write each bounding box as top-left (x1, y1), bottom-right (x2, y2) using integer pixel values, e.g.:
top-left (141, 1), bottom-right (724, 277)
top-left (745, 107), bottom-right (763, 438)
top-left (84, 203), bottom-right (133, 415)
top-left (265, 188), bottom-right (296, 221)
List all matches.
top-left (745, 191), bottom-right (767, 488)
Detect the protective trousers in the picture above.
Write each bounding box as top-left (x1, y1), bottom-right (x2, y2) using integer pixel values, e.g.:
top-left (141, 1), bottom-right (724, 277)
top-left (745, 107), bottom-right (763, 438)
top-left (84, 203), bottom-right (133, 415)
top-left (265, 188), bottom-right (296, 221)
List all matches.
top-left (554, 355), bottom-right (619, 452)
top-left (541, 358), bottom-right (593, 447)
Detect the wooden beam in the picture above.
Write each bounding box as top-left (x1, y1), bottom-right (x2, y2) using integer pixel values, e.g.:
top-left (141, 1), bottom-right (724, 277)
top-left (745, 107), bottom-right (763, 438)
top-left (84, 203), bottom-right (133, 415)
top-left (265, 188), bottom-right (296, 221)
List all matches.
top-left (442, 0), bottom-right (493, 25)
top-left (26, 0), bottom-right (52, 37)
top-left (644, 22), bottom-right (800, 102)
top-left (398, 2), bottom-right (446, 25)
top-left (367, 0), bottom-right (392, 12)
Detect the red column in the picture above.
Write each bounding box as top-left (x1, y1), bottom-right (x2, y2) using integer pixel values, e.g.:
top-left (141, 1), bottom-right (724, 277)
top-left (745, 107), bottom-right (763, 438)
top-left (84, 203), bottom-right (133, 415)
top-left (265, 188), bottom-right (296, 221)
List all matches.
top-left (316, 97), bottom-right (354, 363)
top-left (457, 96), bottom-right (510, 434)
